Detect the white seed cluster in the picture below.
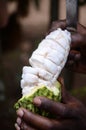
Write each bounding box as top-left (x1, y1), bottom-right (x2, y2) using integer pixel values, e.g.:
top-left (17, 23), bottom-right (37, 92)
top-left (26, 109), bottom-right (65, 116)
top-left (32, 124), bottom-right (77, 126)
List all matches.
top-left (21, 28), bottom-right (71, 96)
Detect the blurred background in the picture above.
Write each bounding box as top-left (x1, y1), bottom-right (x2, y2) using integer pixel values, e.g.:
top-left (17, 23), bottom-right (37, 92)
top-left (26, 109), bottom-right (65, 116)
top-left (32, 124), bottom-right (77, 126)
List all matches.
top-left (0, 0), bottom-right (86, 129)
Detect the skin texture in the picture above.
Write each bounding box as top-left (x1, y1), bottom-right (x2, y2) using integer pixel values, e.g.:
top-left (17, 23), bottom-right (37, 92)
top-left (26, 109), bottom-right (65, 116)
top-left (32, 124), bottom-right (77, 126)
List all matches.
top-left (15, 78), bottom-right (86, 130)
top-left (15, 21), bottom-right (86, 130)
top-left (0, 0), bottom-right (8, 28)
top-left (49, 20), bottom-right (86, 73)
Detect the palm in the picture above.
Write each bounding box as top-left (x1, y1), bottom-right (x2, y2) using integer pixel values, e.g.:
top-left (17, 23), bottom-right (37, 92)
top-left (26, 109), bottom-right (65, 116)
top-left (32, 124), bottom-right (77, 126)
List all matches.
top-left (15, 78), bottom-right (86, 130)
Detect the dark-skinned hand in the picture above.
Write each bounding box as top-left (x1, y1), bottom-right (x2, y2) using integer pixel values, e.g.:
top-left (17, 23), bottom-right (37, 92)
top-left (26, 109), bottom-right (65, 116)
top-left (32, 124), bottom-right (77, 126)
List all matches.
top-left (15, 78), bottom-right (86, 130)
top-left (49, 20), bottom-right (86, 73)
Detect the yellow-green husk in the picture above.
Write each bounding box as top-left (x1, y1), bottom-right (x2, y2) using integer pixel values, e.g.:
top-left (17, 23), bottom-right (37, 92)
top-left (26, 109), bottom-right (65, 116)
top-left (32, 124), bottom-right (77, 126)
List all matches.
top-left (14, 81), bottom-right (61, 117)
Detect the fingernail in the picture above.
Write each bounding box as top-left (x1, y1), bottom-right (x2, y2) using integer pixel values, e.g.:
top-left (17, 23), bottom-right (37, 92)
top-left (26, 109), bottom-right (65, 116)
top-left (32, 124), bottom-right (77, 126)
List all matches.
top-left (16, 117), bottom-right (21, 125)
top-left (33, 97), bottom-right (41, 106)
top-left (15, 123), bottom-right (20, 130)
top-left (17, 109), bottom-right (24, 117)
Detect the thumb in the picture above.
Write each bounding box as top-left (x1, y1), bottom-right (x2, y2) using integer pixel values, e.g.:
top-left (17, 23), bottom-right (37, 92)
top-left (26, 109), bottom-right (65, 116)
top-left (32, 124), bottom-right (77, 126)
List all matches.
top-left (33, 96), bottom-right (77, 118)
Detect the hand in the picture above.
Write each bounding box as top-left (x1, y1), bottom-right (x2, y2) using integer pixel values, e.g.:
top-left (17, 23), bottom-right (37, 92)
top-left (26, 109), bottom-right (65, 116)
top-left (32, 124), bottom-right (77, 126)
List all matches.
top-left (49, 20), bottom-right (86, 73)
top-left (15, 78), bottom-right (86, 130)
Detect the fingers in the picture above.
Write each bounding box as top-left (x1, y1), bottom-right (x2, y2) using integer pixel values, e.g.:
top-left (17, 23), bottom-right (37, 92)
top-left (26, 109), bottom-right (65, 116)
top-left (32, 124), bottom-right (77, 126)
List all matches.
top-left (77, 23), bottom-right (86, 35)
top-left (16, 108), bottom-right (80, 130)
top-left (15, 116), bottom-right (37, 130)
top-left (15, 121), bottom-right (37, 130)
top-left (15, 123), bottom-right (20, 130)
top-left (66, 50), bottom-right (81, 67)
top-left (16, 108), bottom-right (54, 130)
top-left (21, 121), bottom-right (37, 130)
top-left (15, 117), bottom-right (83, 130)
top-left (48, 21), bottom-right (86, 50)
top-left (33, 96), bottom-right (78, 118)
top-left (16, 108), bottom-right (67, 130)
top-left (69, 50), bottom-right (81, 61)
top-left (51, 20), bottom-right (66, 29)
top-left (71, 33), bottom-right (86, 48)
top-left (32, 78), bottom-right (80, 118)
top-left (48, 20), bottom-right (66, 34)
